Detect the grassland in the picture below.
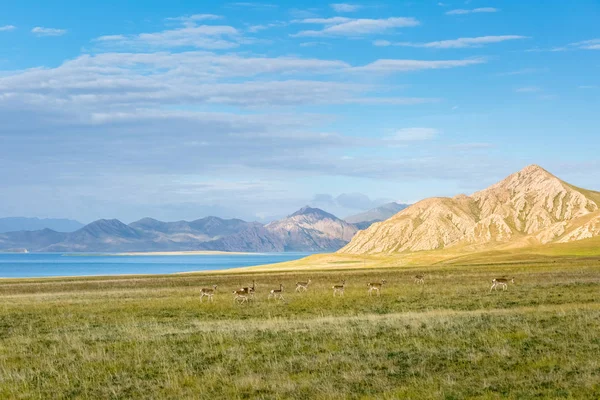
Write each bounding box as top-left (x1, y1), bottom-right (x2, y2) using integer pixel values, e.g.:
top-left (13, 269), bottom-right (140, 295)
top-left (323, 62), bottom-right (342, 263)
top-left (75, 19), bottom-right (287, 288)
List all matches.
top-left (1, 254), bottom-right (600, 398)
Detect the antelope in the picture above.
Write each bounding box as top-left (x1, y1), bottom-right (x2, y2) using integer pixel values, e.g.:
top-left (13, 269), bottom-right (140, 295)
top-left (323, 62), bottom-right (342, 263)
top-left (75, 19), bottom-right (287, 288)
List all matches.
top-left (239, 280), bottom-right (256, 298)
top-left (268, 284), bottom-right (284, 301)
top-left (414, 274), bottom-right (425, 284)
top-left (332, 280), bottom-right (346, 297)
top-left (295, 279), bottom-right (312, 292)
top-left (490, 277), bottom-right (514, 292)
top-left (367, 279), bottom-right (386, 296)
top-left (199, 285), bottom-right (217, 302)
top-left (232, 289), bottom-right (250, 304)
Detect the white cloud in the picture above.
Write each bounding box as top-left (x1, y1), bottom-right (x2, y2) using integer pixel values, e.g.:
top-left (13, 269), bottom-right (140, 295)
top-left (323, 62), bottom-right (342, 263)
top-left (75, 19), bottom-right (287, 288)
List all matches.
top-left (354, 58), bottom-right (486, 73)
top-left (571, 39), bottom-right (600, 50)
top-left (31, 27), bottom-right (67, 36)
top-left (330, 3), bottom-right (362, 12)
top-left (515, 86), bottom-right (541, 93)
top-left (391, 128), bottom-right (440, 141)
top-left (528, 39), bottom-right (600, 53)
top-left (227, 2), bottom-right (278, 9)
top-left (167, 14), bottom-right (222, 22)
top-left (446, 7), bottom-right (499, 15)
top-left (295, 17), bottom-right (352, 24)
top-left (578, 85), bottom-right (597, 89)
top-left (0, 52), bottom-right (442, 110)
top-left (292, 17), bottom-right (419, 37)
top-left (391, 35), bottom-right (528, 49)
top-left (299, 41), bottom-right (330, 47)
top-left (373, 39), bottom-right (392, 47)
top-left (246, 21), bottom-right (286, 33)
top-left (497, 68), bottom-right (544, 76)
top-left (0, 25), bottom-right (16, 32)
top-left (96, 25), bottom-right (241, 49)
top-left (165, 14), bottom-right (223, 27)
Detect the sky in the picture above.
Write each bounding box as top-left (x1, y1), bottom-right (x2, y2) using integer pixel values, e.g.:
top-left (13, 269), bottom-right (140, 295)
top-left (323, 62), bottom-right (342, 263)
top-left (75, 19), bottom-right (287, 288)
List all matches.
top-left (0, 0), bottom-right (599, 224)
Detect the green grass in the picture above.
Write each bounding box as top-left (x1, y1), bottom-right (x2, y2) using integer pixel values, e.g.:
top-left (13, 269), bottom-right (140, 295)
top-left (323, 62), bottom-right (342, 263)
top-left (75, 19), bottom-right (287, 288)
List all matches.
top-left (1, 261), bottom-right (600, 399)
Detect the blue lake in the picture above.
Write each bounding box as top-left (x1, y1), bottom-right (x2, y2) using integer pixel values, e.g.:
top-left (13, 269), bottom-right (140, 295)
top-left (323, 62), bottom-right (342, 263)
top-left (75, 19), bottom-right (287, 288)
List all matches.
top-left (0, 252), bottom-right (311, 278)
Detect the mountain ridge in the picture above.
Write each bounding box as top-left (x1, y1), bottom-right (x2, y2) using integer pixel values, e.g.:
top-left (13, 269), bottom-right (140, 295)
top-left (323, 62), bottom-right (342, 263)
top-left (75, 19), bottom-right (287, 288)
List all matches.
top-left (340, 165), bottom-right (600, 255)
top-left (0, 206), bottom-right (361, 253)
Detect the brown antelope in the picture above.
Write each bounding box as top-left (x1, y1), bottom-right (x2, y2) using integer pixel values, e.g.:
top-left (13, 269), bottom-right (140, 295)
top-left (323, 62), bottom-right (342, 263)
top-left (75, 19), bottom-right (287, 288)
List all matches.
top-left (239, 280), bottom-right (256, 298)
top-left (232, 289), bottom-right (250, 304)
top-left (332, 280), bottom-right (346, 297)
top-left (490, 277), bottom-right (514, 291)
top-left (367, 279), bottom-right (386, 296)
top-left (268, 284), bottom-right (284, 301)
top-left (295, 278), bottom-right (312, 292)
top-left (414, 274), bottom-right (425, 284)
top-left (199, 285), bottom-right (217, 302)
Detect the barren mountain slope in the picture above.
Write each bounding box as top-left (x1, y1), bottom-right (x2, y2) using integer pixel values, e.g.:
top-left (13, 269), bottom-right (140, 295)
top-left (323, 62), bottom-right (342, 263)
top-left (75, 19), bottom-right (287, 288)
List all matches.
top-left (266, 207), bottom-right (358, 251)
top-left (340, 165), bottom-right (600, 254)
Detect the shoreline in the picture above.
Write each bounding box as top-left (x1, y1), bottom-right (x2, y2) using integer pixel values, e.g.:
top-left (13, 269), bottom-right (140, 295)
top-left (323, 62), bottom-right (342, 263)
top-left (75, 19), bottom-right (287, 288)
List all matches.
top-left (113, 250), bottom-right (257, 256)
top-left (64, 250), bottom-right (259, 257)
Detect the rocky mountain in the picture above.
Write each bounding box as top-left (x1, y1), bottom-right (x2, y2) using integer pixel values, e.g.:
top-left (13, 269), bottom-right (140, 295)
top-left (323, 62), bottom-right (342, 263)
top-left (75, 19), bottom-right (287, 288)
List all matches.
top-left (44, 219), bottom-right (145, 252)
top-left (264, 206), bottom-right (358, 251)
top-left (340, 165), bottom-right (600, 254)
top-left (129, 216), bottom-right (260, 246)
top-left (345, 202), bottom-right (409, 230)
top-left (201, 225), bottom-right (285, 252)
top-left (0, 217), bottom-right (83, 233)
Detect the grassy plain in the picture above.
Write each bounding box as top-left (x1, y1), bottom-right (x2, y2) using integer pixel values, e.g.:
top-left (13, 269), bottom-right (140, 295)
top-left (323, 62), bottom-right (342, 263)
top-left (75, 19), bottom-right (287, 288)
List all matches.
top-left (1, 248), bottom-right (600, 398)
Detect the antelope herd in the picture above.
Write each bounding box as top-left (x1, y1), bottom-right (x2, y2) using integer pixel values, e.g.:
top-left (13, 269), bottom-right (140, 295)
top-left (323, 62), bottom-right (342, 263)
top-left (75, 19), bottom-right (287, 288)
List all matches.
top-left (199, 274), bottom-right (517, 304)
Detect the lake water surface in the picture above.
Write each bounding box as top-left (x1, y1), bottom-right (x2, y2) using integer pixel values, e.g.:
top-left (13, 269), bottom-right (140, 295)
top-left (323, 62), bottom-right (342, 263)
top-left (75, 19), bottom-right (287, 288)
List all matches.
top-left (0, 252), bottom-right (310, 278)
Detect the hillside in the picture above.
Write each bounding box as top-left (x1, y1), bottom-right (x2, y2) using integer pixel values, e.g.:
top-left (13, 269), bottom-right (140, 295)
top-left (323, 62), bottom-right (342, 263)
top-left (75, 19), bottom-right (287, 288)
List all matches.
top-left (340, 165), bottom-right (600, 255)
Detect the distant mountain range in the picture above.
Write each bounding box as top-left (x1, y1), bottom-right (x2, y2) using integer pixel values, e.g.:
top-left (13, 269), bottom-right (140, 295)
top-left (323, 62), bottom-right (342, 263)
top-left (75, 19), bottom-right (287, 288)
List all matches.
top-left (0, 206), bottom-right (369, 253)
top-left (0, 217), bottom-right (84, 233)
top-left (340, 165), bottom-right (600, 254)
top-left (344, 202), bottom-right (409, 230)
top-left (6, 165), bottom-right (595, 256)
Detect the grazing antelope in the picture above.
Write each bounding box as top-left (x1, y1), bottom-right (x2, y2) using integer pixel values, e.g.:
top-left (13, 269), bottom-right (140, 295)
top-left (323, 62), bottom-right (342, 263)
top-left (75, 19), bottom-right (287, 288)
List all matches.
top-left (199, 285), bottom-right (217, 302)
top-left (239, 280), bottom-right (256, 299)
top-left (241, 280), bottom-right (256, 295)
top-left (295, 279), bottom-right (312, 292)
top-left (490, 277), bottom-right (514, 292)
top-left (268, 284), bottom-right (284, 301)
top-left (232, 289), bottom-right (250, 304)
top-left (414, 274), bottom-right (425, 284)
top-left (367, 279), bottom-right (386, 296)
top-left (332, 280), bottom-right (346, 297)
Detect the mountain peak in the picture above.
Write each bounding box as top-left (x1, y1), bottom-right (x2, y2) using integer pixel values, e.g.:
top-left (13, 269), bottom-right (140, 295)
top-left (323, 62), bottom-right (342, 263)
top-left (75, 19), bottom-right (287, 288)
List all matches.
top-left (517, 164), bottom-right (555, 179)
top-left (522, 164), bottom-right (545, 173)
top-left (78, 219), bottom-right (140, 238)
top-left (289, 206), bottom-right (337, 220)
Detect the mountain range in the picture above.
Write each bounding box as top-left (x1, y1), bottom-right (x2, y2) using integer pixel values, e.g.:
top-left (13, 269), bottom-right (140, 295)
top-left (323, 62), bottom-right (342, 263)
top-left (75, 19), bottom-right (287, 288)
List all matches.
top-left (0, 206), bottom-right (367, 253)
top-left (340, 165), bottom-right (600, 254)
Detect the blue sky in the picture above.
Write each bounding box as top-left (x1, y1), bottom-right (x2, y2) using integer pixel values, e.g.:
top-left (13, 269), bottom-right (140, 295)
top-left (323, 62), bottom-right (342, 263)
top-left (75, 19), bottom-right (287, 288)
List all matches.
top-left (1, 0), bottom-right (599, 223)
